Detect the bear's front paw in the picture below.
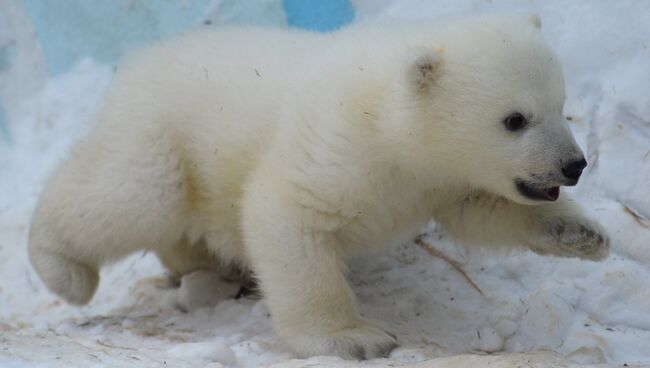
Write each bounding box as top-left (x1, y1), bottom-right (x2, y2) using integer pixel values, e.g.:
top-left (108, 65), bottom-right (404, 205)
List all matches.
top-left (285, 321), bottom-right (398, 359)
top-left (530, 216), bottom-right (610, 261)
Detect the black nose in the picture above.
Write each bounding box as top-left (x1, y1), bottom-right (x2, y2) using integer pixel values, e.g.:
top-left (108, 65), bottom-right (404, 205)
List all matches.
top-left (562, 158), bottom-right (587, 181)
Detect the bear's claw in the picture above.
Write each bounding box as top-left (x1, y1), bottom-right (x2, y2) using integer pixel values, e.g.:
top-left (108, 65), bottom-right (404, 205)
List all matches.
top-left (531, 216), bottom-right (610, 261)
top-left (285, 322), bottom-right (398, 360)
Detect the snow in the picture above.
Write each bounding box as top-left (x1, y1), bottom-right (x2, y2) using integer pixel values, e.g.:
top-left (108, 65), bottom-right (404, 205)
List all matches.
top-left (1, 1), bottom-right (649, 367)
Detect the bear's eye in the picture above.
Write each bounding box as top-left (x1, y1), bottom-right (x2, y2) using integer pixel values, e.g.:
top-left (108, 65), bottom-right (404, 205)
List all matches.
top-left (503, 113), bottom-right (528, 131)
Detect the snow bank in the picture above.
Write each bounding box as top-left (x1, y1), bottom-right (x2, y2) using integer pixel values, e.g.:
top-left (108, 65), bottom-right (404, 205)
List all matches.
top-left (2, 1), bottom-right (649, 367)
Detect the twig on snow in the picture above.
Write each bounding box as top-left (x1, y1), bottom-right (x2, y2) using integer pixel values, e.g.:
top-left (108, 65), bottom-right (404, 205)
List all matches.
top-left (414, 235), bottom-right (485, 297)
top-left (622, 204), bottom-right (650, 229)
top-left (96, 339), bottom-right (138, 351)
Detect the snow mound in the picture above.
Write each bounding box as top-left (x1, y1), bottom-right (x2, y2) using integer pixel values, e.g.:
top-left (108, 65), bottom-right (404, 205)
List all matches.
top-left (2, 1), bottom-right (650, 367)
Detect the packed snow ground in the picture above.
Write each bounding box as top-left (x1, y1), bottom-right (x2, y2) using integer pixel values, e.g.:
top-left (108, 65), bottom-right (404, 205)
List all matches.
top-left (1, 1), bottom-right (649, 367)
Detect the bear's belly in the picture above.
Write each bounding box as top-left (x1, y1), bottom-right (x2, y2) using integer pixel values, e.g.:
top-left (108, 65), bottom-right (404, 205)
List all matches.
top-left (184, 206), bottom-right (248, 265)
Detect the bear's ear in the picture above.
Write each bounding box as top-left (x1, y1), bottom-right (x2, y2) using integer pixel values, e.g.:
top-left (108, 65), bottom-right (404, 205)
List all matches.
top-left (408, 49), bottom-right (441, 93)
top-left (528, 14), bottom-right (542, 30)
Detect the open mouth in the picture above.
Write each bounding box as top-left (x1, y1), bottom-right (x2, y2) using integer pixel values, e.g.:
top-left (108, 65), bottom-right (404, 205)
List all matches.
top-left (515, 180), bottom-right (560, 201)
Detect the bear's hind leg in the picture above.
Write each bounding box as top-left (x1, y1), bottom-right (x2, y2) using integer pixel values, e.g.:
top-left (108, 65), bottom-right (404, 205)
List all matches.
top-left (156, 238), bottom-right (256, 310)
top-left (29, 132), bottom-right (188, 305)
top-left (28, 237), bottom-right (99, 305)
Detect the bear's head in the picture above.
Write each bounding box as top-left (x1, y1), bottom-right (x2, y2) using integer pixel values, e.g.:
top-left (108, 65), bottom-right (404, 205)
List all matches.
top-left (392, 15), bottom-right (585, 205)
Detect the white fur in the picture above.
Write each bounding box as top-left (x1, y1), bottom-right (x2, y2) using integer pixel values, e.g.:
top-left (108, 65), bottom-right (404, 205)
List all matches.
top-left (29, 15), bottom-right (609, 359)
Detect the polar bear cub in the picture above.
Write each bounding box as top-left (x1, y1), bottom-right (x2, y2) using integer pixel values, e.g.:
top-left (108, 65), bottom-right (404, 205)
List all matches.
top-left (29, 15), bottom-right (609, 359)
